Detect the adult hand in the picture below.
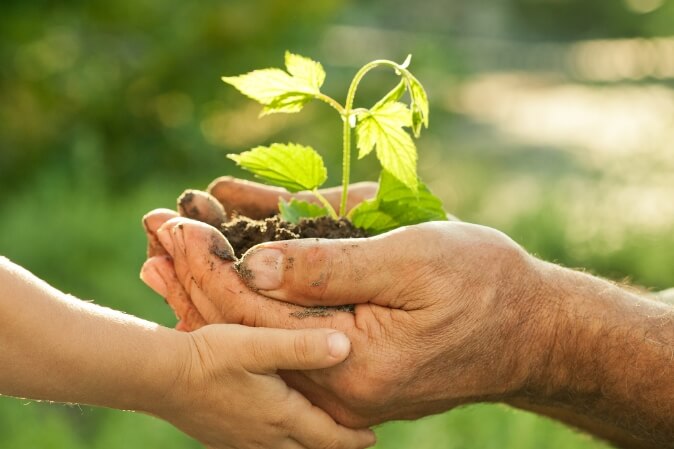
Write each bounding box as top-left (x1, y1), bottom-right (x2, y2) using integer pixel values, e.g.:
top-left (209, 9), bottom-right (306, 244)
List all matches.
top-left (142, 214), bottom-right (546, 428)
top-left (143, 178), bottom-right (674, 448)
top-left (141, 177), bottom-right (377, 330)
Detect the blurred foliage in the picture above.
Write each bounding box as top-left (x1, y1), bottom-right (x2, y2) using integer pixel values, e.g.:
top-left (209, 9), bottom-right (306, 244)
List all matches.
top-left (1, 0), bottom-right (673, 448)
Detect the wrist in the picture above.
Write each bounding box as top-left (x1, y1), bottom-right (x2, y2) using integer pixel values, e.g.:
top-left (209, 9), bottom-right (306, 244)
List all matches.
top-left (488, 252), bottom-right (561, 400)
top-left (511, 262), bottom-right (603, 403)
top-left (514, 263), bottom-right (667, 406)
top-left (129, 326), bottom-right (190, 416)
top-left (507, 264), bottom-right (674, 447)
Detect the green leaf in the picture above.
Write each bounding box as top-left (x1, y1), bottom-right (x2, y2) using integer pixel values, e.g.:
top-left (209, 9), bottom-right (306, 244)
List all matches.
top-left (348, 199), bottom-right (398, 234)
top-left (355, 101), bottom-right (418, 191)
top-left (261, 93), bottom-right (311, 115)
top-left (284, 51), bottom-right (326, 91)
top-left (405, 74), bottom-right (429, 137)
top-left (374, 79), bottom-right (406, 109)
top-left (227, 143), bottom-right (327, 192)
top-left (279, 198), bottom-right (329, 224)
top-left (221, 52), bottom-right (325, 115)
top-left (350, 171), bottom-right (446, 234)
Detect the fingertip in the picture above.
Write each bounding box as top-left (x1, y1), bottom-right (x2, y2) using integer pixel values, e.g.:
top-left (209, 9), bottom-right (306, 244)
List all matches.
top-left (327, 331), bottom-right (351, 360)
top-left (238, 245), bottom-right (284, 291)
top-left (177, 189), bottom-right (227, 227)
top-left (206, 175), bottom-right (235, 194)
top-left (143, 209), bottom-right (179, 233)
top-left (156, 226), bottom-right (175, 256)
top-left (140, 259), bottom-right (168, 297)
top-left (353, 428), bottom-right (377, 448)
top-left (156, 217), bottom-right (188, 256)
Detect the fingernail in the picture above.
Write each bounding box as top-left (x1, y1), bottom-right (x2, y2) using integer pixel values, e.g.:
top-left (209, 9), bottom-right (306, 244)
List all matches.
top-left (327, 332), bottom-right (350, 358)
top-left (241, 248), bottom-right (284, 290)
top-left (142, 266), bottom-right (168, 297)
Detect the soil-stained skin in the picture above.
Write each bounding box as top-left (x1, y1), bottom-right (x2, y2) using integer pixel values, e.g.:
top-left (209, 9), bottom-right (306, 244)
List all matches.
top-left (178, 189), bottom-right (227, 229)
top-left (180, 204), bottom-right (366, 318)
top-left (290, 305), bottom-right (356, 319)
top-left (209, 235), bottom-right (235, 262)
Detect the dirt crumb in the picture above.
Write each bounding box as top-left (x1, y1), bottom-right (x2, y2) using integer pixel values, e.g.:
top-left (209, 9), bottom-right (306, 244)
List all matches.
top-left (207, 213), bottom-right (366, 316)
top-left (209, 236), bottom-right (235, 261)
top-left (220, 215), bottom-right (367, 258)
top-left (290, 304), bottom-right (355, 319)
top-left (233, 260), bottom-right (255, 285)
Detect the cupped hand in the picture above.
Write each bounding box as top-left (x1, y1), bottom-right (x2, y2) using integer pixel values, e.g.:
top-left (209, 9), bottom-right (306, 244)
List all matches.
top-left (141, 177), bottom-right (377, 330)
top-left (154, 324), bottom-right (375, 449)
top-left (141, 180), bottom-right (551, 428)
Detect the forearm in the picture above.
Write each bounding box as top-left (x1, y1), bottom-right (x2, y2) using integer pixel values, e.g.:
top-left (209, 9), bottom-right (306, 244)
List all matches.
top-left (515, 262), bottom-right (674, 448)
top-left (0, 257), bottom-right (182, 413)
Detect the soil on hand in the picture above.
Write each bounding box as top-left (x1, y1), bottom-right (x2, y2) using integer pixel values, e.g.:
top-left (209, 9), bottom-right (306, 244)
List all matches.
top-left (220, 215), bottom-right (368, 259)
top-left (218, 214), bottom-right (366, 318)
top-left (177, 187), bottom-right (368, 318)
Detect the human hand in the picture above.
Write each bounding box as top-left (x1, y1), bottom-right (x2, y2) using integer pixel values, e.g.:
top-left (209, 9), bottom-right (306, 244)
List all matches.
top-left (141, 177), bottom-right (377, 330)
top-left (143, 178), bottom-right (674, 448)
top-left (142, 212), bottom-right (549, 428)
top-left (151, 324), bottom-right (375, 449)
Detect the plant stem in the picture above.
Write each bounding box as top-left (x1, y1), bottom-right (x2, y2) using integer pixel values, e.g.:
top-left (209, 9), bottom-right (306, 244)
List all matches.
top-left (314, 93), bottom-right (346, 116)
top-left (339, 59), bottom-right (406, 216)
top-left (312, 189), bottom-right (338, 219)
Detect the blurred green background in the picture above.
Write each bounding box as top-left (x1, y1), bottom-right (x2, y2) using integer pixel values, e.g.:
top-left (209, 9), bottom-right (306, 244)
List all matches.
top-left (1, 0), bottom-right (673, 447)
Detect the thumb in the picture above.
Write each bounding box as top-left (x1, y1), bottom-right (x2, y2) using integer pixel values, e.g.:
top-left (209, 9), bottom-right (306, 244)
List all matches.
top-left (240, 328), bottom-right (351, 373)
top-left (237, 232), bottom-right (409, 307)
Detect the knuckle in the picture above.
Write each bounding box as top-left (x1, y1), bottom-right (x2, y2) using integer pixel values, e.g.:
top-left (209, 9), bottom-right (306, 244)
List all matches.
top-left (237, 329), bottom-right (268, 369)
top-left (293, 332), bottom-right (314, 364)
top-left (268, 407), bottom-right (293, 431)
top-left (320, 437), bottom-right (343, 449)
top-left (299, 245), bottom-right (333, 298)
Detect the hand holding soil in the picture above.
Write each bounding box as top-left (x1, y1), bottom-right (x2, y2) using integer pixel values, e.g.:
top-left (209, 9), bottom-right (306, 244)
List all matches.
top-left (142, 178), bottom-right (549, 427)
top-left (142, 178), bottom-right (674, 449)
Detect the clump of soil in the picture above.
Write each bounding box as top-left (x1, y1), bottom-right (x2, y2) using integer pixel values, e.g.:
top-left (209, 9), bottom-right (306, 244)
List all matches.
top-left (177, 189), bottom-right (367, 318)
top-left (221, 215), bottom-right (366, 318)
top-left (221, 214), bottom-right (368, 259)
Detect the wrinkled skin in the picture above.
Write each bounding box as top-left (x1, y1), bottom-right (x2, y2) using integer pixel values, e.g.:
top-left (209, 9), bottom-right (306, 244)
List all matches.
top-left (141, 178), bottom-right (546, 428)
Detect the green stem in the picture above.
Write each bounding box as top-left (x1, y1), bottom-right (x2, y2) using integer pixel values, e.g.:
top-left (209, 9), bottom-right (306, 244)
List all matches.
top-left (339, 59), bottom-right (407, 216)
top-left (312, 189), bottom-right (338, 219)
top-left (314, 93), bottom-right (346, 116)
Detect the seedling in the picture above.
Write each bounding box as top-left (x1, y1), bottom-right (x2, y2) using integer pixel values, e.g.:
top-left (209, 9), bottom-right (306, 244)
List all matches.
top-left (223, 52), bottom-right (446, 234)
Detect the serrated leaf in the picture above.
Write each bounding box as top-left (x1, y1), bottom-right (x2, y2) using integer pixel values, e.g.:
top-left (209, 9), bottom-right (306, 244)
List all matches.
top-left (222, 52), bottom-right (325, 115)
top-left (285, 51), bottom-right (325, 91)
top-left (227, 143), bottom-right (327, 192)
top-left (374, 80), bottom-right (406, 109)
top-left (279, 198), bottom-right (329, 224)
top-left (350, 171), bottom-right (446, 234)
top-left (261, 93), bottom-right (311, 115)
top-left (405, 74), bottom-right (429, 137)
top-left (349, 199), bottom-right (399, 233)
top-left (222, 69), bottom-right (313, 104)
top-left (355, 101), bottom-right (418, 191)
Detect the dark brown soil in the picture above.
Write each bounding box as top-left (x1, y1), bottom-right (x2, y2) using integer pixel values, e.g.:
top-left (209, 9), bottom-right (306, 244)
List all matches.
top-left (217, 214), bottom-right (366, 318)
top-left (176, 190), bottom-right (368, 318)
top-left (220, 214), bottom-right (368, 259)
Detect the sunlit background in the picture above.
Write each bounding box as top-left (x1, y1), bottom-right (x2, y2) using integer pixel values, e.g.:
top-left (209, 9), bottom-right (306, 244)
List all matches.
top-left (1, 1), bottom-right (673, 448)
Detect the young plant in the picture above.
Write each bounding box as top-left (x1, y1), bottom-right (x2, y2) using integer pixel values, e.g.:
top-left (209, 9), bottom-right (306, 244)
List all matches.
top-left (223, 51), bottom-right (446, 234)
